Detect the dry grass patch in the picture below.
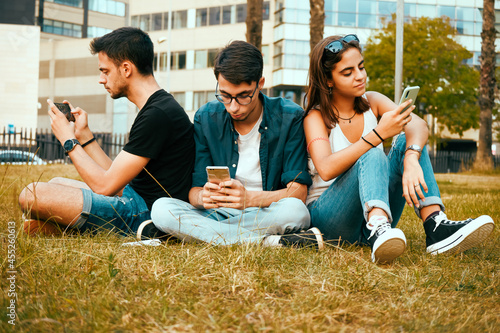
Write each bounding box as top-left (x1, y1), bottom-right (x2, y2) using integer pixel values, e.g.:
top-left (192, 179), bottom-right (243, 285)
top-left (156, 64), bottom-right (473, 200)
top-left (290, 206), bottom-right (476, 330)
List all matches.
top-left (1, 165), bottom-right (499, 332)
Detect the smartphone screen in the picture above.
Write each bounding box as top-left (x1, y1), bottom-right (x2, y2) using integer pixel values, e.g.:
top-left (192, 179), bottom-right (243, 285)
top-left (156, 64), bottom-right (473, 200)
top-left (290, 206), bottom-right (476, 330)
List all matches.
top-left (399, 86), bottom-right (420, 114)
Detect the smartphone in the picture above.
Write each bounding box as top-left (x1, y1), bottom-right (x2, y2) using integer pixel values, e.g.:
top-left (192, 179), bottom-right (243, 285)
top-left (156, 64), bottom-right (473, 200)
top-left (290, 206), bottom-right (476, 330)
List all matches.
top-left (206, 166), bottom-right (231, 184)
top-left (54, 102), bottom-right (75, 122)
top-left (398, 86), bottom-right (420, 114)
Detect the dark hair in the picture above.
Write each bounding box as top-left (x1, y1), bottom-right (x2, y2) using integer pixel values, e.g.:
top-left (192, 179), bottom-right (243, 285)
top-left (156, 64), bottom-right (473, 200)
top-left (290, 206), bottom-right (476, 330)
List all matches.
top-left (213, 40), bottom-right (263, 85)
top-left (304, 35), bottom-right (370, 128)
top-left (89, 27), bottom-right (154, 76)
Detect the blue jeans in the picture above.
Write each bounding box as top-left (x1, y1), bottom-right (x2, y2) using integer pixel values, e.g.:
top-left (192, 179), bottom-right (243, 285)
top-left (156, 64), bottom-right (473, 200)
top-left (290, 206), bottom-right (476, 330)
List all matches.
top-left (307, 134), bottom-right (444, 245)
top-left (74, 185), bottom-right (151, 236)
top-left (151, 197), bottom-right (310, 245)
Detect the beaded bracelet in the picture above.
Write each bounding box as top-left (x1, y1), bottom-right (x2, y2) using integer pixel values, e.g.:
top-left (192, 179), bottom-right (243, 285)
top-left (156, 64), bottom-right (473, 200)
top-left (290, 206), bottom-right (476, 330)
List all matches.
top-left (361, 136), bottom-right (375, 148)
top-left (306, 137), bottom-right (329, 153)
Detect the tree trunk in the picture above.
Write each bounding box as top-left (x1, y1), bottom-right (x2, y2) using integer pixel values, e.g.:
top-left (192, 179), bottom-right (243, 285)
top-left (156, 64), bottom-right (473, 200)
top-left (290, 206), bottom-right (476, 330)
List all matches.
top-left (246, 0), bottom-right (263, 50)
top-left (309, 0), bottom-right (325, 53)
top-left (474, 0), bottom-right (496, 170)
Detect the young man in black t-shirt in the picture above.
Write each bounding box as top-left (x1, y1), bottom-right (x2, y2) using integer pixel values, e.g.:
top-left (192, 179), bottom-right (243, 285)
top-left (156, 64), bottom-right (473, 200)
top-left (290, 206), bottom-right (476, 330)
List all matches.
top-left (19, 27), bottom-right (194, 237)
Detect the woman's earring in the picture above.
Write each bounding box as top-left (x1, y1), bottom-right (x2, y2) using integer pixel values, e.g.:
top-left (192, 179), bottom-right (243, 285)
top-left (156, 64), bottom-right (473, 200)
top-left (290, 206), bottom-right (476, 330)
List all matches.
top-left (328, 86), bottom-right (333, 95)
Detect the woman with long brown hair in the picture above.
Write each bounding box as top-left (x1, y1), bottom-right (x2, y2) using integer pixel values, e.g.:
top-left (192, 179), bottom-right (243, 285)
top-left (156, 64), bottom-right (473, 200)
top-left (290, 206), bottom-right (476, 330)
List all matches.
top-left (303, 34), bottom-right (494, 264)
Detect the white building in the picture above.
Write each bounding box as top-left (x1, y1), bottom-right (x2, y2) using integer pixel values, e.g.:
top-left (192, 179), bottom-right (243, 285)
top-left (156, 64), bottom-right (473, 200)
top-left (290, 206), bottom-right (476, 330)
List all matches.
top-left (2, 0), bottom-right (498, 148)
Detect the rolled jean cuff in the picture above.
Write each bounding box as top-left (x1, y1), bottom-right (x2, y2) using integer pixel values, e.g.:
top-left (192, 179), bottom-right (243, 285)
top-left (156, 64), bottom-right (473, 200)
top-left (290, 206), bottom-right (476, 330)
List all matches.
top-left (72, 188), bottom-right (92, 229)
top-left (364, 199), bottom-right (393, 223)
top-left (415, 196), bottom-right (444, 219)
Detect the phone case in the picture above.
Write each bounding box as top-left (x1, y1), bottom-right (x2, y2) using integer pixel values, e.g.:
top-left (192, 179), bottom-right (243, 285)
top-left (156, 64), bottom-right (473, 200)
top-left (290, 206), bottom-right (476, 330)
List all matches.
top-left (54, 102), bottom-right (75, 122)
top-left (399, 86), bottom-right (420, 114)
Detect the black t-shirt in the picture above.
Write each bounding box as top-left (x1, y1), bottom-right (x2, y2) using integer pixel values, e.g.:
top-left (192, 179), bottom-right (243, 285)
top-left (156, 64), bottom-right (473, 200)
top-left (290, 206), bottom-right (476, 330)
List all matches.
top-left (123, 89), bottom-right (195, 209)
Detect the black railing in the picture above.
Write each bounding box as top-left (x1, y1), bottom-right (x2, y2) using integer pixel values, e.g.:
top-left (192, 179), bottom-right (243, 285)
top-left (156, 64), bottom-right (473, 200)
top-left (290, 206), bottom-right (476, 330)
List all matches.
top-left (0, 127), bottom-right (128, 163)
top-left (1, 127), bottom-right (499, 171)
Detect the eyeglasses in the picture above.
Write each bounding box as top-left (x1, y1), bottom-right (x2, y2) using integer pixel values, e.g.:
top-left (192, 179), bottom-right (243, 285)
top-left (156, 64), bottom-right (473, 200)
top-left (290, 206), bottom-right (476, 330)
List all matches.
top-left (324, 34), bottom-right (359, 54)
top-left (215, 82), bottom-right (259, 106)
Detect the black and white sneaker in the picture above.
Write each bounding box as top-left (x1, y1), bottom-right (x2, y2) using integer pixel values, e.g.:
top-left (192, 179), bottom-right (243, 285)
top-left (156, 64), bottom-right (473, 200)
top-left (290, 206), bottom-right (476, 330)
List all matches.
top-left (279, 227), bottom-right (324, 250)
top-left (136, 220), bottom-right (170, 241)
top-left (424, 211), bottom-right (495, 255)
top-left (366, 216), bottom-right (406, 264)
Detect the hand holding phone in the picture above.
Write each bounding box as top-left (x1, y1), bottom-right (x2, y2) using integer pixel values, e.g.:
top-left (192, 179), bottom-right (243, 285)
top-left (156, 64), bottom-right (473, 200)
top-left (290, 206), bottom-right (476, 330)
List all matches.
top-left (54, 102), bottom-right (75, 122)
top-left (399, 86), bottom-right (420, 114)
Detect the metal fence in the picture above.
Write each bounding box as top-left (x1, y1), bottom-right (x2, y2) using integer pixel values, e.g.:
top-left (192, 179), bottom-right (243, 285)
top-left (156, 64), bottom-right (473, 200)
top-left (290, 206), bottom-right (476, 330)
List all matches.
top-left (0, 127), bottom-right (128, 162)
top-left (1, 127), bottom-right (499, 171)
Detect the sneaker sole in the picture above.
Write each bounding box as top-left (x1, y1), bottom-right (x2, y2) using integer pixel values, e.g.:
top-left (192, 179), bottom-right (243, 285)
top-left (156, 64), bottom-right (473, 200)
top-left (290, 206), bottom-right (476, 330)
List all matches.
top-left (136, 219), bottom-right (153, 241)
top-left (372, 229), bottom-right (406, 264)
top-left (309, 227), bottom-right (325, 251)
top-left (427, 216), bottom-right (495, 255)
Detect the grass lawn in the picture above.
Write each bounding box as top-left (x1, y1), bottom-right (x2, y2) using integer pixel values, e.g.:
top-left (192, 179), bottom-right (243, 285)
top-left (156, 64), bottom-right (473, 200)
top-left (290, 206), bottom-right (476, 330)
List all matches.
top-left (1, 164), bottom-right (499, 332)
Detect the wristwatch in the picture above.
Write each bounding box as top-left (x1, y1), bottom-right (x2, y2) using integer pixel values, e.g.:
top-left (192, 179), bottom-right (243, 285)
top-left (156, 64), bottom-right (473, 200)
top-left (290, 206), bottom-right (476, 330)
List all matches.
top-left (63, 138), bottom-right (80, 155)
top-left (405, 144), bottom-right (422, 158)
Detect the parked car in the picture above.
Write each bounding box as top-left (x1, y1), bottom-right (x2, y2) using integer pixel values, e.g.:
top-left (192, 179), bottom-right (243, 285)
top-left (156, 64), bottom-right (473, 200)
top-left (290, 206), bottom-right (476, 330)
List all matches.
top-left (0, 150), bottom-right (46, 165)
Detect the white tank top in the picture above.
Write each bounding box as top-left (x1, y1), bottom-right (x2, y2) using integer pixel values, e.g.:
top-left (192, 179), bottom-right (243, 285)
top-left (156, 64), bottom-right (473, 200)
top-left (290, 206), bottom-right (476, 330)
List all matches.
top-left (306, 108), bottom-right (383, 205)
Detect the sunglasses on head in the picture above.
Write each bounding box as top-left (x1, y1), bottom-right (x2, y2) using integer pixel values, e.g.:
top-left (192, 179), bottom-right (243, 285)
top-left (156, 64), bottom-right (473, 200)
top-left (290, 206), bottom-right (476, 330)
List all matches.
top-left (324, 34), bottom-right (359, 54)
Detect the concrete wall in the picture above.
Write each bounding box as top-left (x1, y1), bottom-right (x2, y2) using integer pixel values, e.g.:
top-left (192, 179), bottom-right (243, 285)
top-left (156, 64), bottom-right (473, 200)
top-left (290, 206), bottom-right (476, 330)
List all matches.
top-left (0, 24), bottom-right (40, 132)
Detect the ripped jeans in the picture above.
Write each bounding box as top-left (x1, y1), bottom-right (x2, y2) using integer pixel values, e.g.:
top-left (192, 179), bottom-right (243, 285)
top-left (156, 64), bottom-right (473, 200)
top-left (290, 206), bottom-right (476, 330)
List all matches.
top-left (307, 134), bottom-right (444, 245)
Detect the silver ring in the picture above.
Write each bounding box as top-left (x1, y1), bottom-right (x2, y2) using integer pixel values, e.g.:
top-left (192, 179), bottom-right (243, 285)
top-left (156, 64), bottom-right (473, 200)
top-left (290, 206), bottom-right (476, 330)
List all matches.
top-left (414, 184), bottom-right (419, 187)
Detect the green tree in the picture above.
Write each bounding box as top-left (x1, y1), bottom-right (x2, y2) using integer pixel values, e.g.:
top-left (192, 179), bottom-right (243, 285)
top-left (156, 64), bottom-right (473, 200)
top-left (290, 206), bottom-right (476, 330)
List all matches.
top-left (364, 16), bottom-right (480, 136)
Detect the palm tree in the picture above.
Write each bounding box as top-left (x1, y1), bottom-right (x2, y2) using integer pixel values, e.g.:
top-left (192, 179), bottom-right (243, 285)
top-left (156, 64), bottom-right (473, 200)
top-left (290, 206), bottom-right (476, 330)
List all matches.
top-left (246, 0), bottom-right (263, 50)
top-left (309, 0), bottom-right (325, 53)
top-left (474, 0), bottom-right (496, 170)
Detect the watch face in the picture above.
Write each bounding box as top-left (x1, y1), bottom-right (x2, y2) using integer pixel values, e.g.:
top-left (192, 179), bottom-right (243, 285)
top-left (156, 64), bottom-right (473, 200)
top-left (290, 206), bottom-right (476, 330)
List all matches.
top-left (64, 139), bottom-right (76, 152)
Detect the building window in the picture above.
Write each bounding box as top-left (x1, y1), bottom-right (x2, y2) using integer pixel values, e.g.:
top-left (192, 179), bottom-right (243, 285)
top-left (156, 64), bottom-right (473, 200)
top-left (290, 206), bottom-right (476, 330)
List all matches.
top-left (173, 92), bottom-right (186, 109)
top-left (209, 7), bottom-right (221, 25)
top-left (193, 91), bottom-right (216, 110)
top-left (46, 0), bottom-right (83, 8)
top-left (139, 14), bottom-right (150, 31)
top-left (171, 52), bottom-right (187, 70)
top-left (378, 1), bottom-right (396, 16)
top-left (358, 14), bottom-right (377, 28)
top-left (196, 8), bottom-right (207, 27)
top-left (263, 1), bottom-right (270, 20)
top-left (152, 13), bottom-right (163, 31)
top-left (87, 26), bottom-right (112, 38)
top-left (417, 5), bottom-right (436, 18)
top-left (262, 45), bottom-right (269, 64)
top-left (438, 6), bottom-right (455, 20)
top-left (207, 49), bottom-right (218, 68)
top-left (236, 4), bottom-right (247, 23)
top-left (89, 0), bottom-right (126, 17)
top-left (338, 13), bottom-right (356, 27)
top-left (172, 10), bottom-right (187, 29)
top-left (358, 0), bottom-right (376, 14)
top-left (405, 3), bottom-right (416, 17)
top-left (195, 50), bottom-right (208, 69)
top-left (43, 19), bottom-right (82, 37)
top-left (222, 5), bottom-right (234, 24)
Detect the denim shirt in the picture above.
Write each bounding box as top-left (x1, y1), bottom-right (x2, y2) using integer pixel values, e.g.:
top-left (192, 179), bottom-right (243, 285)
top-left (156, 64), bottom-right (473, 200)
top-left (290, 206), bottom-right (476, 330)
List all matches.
top-left (192, 93), bottom-right (312, 191)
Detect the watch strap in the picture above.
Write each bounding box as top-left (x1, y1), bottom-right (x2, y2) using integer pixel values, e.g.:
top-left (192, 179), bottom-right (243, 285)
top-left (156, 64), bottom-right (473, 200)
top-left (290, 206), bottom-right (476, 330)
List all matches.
top-left (405, 145), bottom-right (422, 158)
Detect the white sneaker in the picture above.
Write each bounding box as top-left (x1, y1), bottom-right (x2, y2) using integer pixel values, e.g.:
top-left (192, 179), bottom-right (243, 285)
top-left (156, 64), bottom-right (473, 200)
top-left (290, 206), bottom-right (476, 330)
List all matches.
top-left (366, 216), bottom-right (406, 264)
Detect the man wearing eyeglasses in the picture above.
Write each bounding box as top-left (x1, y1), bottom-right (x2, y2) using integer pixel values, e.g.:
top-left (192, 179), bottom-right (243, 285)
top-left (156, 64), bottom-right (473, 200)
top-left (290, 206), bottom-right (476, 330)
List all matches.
top-left (151, 40), bottom-right (324, 249)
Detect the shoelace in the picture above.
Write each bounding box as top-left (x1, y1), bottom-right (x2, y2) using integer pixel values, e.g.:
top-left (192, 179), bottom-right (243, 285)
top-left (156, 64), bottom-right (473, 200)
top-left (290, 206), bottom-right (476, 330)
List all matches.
top-left (432, 212), bottom-right (472, 232)
top-left (367, 219), bottom-right (391, 240)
